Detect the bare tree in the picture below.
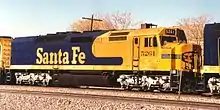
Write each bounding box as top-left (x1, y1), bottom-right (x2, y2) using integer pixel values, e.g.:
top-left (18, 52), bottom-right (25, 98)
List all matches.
top-left (176, 15), bottom-right (213, 46)
top-left (101, 12), bottom-right (141, 29)
top-left (71, 12), bottom-right (142, 32)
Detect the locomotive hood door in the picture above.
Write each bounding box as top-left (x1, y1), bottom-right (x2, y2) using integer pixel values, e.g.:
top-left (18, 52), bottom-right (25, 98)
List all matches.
top-left (132, 36), bottom-right (140, 71)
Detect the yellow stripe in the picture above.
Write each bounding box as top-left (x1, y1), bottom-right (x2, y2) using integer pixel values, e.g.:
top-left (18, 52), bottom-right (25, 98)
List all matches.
top-left (202, 66), bottom-right (220, 74)
top-left (9, 65), bottom-right (185, 72)
top-left (10, 65), bottom-right (132, 71)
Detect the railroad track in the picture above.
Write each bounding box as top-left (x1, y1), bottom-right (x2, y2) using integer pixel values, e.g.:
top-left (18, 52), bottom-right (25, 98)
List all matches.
top-left (0, 88), bottom-right (220, 109)
top-left (1, 85), bottom-right (219, 99)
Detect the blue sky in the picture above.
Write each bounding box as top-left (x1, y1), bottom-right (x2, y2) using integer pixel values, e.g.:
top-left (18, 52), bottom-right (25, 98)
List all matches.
top-left (0, 0), bottom-right (220, 37)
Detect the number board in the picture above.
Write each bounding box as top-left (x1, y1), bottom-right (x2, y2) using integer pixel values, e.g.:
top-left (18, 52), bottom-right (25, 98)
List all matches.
top-left (141, 51), bottom-right (155, 56)
top-left (165, 29), bottom-right (176, 35)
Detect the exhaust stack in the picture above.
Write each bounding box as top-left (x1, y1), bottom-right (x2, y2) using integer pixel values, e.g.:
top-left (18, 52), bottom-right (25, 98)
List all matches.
top-left (141, 23), bottom-right (157, 29)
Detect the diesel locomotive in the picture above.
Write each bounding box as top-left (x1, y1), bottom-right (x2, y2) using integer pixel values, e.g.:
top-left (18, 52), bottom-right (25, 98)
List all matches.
top-left (202, 23), bottom-right (220, 94)
top-left (0, 23), bottom-right (218, 94)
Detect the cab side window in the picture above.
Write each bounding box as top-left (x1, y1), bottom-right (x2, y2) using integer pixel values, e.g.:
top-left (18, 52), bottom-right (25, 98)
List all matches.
top-left (144, 37), bottom-right (157, 47)
top-left (144, 38), bottom-right (148, 47)
top-left (153, 37), bottom-right (157, 47)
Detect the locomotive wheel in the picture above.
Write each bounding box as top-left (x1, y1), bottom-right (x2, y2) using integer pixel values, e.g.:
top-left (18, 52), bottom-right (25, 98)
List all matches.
top-left (18, 80), bottom-right (22, 85)
top-left (124, 85), bottom-right (132, 91)
top-left (29, 80), bottom-right (35, 85)
top-left (141, 86), bottom-right (149, 92)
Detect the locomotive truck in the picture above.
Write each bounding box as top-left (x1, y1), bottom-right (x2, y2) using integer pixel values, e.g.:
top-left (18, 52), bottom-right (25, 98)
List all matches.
top-left (0, 23), bottom-right (218, 94)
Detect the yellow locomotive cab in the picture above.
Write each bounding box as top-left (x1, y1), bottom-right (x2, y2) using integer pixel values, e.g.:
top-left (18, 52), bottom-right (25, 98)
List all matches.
top-left (115, 24), bottom-right (202, 92)
top-left (133, 27), bottom-right (201, 74)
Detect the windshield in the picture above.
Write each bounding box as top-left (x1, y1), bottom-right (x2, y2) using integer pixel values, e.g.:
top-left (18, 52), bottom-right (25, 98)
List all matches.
top-left (160, 36), bottom-right (177, 46)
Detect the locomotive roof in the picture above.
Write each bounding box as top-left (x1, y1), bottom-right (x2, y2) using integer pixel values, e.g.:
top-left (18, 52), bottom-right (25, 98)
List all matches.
top-left (0, 36), bottom-right (12, 39)
top-left (12, 27), bottom-right (177, 43)
top-left (12, 30), bottom-right (109, 43)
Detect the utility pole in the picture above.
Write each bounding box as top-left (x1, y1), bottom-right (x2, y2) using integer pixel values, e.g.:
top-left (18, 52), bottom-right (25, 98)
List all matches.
top-left (82, 14), bottom-right (103, 31)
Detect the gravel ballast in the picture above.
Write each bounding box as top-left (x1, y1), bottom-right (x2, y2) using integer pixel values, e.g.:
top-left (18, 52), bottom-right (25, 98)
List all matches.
top-left (0, 93), bottom-right (201, 110)
top-left (0, 85), bottom-right (219, 110)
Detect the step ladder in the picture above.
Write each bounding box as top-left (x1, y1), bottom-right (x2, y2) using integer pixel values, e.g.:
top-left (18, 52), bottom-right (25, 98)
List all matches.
top-left (170, 70), bottom-right (181, 91)
top-left (5, 72), bottom-right (11, 84)
top-left (195, 74), bottom-right (205, 92)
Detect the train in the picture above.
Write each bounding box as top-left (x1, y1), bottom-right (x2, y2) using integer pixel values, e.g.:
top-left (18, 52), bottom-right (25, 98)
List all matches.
top-left (0, 23), bottom-right (219, 94)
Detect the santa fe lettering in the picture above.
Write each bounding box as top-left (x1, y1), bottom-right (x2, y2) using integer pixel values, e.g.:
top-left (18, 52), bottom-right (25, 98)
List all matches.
top-left (36, 47), bottom-right (86, 64)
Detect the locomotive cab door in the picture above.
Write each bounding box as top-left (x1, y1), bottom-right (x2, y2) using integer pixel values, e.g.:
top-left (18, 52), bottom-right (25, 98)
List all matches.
top-left (139, 35), bottom-right (159, 70)
top-left (132, 36), bottom-right (140, 71)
